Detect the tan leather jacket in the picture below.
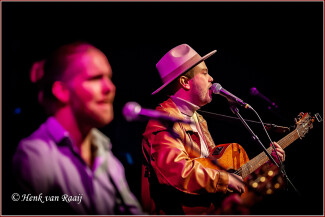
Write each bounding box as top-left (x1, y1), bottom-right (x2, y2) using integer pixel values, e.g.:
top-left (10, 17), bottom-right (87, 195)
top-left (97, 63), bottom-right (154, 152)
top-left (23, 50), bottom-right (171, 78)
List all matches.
top-left (141, 98), bottom-right (229, 215)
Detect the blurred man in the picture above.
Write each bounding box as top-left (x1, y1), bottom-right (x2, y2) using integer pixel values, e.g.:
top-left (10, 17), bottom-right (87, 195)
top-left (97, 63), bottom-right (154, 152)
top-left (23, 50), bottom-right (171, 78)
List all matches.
top-left (13, 42), bottom-right (143, 215)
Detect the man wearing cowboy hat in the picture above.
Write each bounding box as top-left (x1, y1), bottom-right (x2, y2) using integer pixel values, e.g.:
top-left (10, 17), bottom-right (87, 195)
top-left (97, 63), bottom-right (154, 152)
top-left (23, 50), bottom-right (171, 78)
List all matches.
top-left (141, 44), bottom-right (285, 214)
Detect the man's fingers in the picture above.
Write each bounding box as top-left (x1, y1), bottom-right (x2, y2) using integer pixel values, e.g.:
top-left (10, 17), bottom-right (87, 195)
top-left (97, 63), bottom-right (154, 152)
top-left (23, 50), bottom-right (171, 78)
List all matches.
top-left (271, 142), bottom-right (285, 162)
top-left (272, 150), bottom-right (285, 162)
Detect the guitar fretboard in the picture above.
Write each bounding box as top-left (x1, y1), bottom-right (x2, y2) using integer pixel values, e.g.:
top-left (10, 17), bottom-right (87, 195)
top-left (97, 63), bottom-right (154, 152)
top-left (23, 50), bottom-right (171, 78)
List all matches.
top-left (238, 123), bottom-right (304, 179)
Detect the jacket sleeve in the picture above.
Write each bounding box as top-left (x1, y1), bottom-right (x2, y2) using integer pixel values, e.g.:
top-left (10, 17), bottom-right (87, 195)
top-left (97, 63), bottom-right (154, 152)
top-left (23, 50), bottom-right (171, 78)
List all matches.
top-left (146, 128), bottom-right (229, 195)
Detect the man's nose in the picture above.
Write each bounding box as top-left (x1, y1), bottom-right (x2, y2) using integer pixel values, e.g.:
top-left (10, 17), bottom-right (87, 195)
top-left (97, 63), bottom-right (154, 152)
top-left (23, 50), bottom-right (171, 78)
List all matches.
top-left (209, 75), bottom-right (214, 83)
top-left (102, 77), bottom-right (116, 93)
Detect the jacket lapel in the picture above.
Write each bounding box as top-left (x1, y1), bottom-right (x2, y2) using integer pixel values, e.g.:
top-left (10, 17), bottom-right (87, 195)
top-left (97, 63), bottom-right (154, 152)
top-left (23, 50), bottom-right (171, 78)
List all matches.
top-left (197, 112), bottom-right (216, 154)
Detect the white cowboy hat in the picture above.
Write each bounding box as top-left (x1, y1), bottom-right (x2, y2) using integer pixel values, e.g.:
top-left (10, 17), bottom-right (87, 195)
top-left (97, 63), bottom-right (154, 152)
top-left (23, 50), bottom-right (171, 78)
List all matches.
top-left (152, 44), bottom-right (216, 95)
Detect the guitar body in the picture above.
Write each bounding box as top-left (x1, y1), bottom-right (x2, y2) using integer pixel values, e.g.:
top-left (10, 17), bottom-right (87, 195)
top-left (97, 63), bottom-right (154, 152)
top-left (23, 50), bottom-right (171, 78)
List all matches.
top-left (197, 143), bottom-right (250, 172)
top-left (197, 143), bottom-right (251, 199)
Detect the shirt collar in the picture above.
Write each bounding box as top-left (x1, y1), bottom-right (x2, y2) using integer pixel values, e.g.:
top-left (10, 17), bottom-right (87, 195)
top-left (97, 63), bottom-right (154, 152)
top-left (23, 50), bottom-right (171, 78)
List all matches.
top-left (45, 117), bottom-right (111, 152)
top-left (170, 95), bottom-right (200, 117)
top-left (45, 116), bottom-right (70, 144)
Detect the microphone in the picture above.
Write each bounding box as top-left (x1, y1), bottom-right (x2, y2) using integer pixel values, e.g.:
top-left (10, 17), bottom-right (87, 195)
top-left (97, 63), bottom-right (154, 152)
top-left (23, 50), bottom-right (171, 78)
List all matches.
top-left (211, 83), bottom-right (252, 110)
top-left (123, 102), bottom-right (193, 124)
top-left (250, 87), bottom-right (279, 110)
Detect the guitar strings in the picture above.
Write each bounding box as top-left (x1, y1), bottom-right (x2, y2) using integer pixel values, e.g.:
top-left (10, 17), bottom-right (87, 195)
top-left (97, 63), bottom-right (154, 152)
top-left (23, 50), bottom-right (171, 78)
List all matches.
top-left (233, 122), bottom-right (304, 178)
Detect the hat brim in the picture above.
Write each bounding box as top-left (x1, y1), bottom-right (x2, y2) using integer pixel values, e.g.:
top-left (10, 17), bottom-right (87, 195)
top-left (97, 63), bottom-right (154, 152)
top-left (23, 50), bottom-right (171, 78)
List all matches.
top-left (152, 49), bottom-right (217, 95)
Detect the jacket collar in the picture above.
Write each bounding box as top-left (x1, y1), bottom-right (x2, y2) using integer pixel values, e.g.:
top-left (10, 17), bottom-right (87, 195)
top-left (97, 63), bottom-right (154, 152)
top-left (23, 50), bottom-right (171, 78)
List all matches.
top-left (170, 96), bottom-right (200, 117)
top-left (159, 98), bottom-right (193, 133)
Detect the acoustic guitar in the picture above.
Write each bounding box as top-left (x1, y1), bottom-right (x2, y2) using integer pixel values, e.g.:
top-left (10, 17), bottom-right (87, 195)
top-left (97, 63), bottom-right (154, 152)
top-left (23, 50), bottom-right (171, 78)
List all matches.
top-left (197, 112), bottom-right (321, 214)
top-left (197, 112), bottom-right (321, 182)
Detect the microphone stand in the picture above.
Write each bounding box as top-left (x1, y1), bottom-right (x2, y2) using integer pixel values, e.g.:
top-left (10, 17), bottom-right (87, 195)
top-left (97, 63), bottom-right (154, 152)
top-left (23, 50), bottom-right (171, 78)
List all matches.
top-left (229, 104), bottom-right (300, 195)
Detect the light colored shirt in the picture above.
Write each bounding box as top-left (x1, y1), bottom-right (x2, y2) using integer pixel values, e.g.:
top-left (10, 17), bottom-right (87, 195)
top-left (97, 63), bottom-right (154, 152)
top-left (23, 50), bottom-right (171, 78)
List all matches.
top-left (170, 96), bottom-right (210, 157)
top-left (13, 117), bottom-right (143, 215)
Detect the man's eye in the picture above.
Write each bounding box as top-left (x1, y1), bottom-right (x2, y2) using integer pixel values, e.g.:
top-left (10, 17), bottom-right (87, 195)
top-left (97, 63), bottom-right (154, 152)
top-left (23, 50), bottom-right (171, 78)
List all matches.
top-left (89, 75), bottom-right (102, 80)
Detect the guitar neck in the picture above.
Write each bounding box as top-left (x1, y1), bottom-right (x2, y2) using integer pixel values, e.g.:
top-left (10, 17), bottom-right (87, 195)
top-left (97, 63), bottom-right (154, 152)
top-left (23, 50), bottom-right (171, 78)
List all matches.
top-left (238, 129), bottom-right (300, 179)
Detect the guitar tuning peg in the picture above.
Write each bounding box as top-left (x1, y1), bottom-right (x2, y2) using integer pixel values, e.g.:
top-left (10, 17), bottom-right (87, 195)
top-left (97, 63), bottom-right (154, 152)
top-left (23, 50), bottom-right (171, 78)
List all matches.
top-left (295, 112), bottom-right (304, 123)
top-left (315, 113), bottom-right (323, 123)
top-left (294, 117), bottom-right (298, 124)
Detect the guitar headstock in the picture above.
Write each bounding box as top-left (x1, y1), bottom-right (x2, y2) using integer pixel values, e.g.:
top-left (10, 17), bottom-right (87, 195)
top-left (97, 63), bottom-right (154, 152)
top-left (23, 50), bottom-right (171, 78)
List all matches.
top-left (294, 112), bottom-right (322, 139)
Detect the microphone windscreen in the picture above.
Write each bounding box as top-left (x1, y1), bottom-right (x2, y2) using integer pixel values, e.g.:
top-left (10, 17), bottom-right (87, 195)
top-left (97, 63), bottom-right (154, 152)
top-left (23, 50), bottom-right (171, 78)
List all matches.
top-left (123, 102), bottom-right (141, 121)
top-left (250, 87), bottom-right (259, 96)
top-left (211, 83), bottom-right (222, 94)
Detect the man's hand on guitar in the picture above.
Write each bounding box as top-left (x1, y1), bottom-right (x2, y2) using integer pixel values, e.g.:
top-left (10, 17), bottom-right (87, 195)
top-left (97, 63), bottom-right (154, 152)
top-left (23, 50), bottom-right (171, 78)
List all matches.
top-left (271, 142), bottom-right (285, 164)
top-left (228, 173), bottom-right (246, 194)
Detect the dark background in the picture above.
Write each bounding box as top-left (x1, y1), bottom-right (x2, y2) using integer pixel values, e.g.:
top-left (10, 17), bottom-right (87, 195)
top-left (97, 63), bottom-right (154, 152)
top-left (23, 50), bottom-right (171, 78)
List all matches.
top-left (2, 1), bottom-right (323, 215)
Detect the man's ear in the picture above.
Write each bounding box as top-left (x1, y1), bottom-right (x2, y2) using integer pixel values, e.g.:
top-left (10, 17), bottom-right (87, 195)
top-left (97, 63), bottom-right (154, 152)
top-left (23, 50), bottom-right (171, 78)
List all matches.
top-left (179, 75), bottom-right (191, 90)
top-left (52, 81), bottom-right (70, 104)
